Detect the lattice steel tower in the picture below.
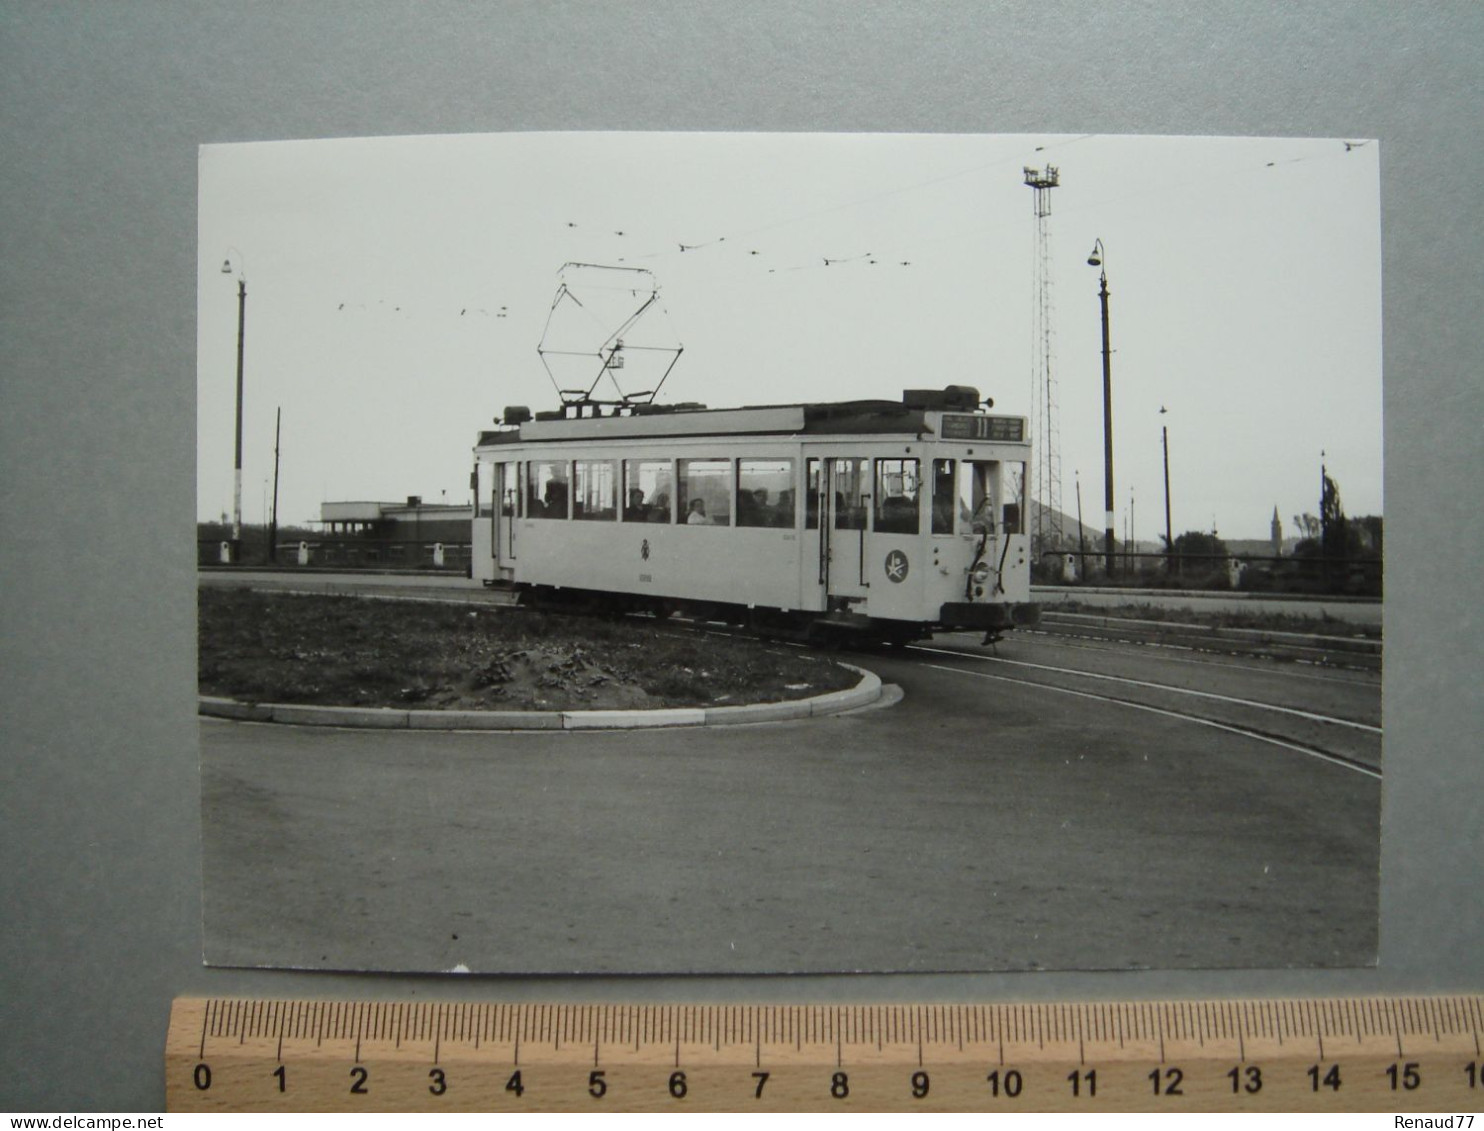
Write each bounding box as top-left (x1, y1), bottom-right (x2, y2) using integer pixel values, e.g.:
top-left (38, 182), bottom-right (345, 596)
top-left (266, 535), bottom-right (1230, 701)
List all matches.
top-left (1024, 165), bottom-right (1064, 555)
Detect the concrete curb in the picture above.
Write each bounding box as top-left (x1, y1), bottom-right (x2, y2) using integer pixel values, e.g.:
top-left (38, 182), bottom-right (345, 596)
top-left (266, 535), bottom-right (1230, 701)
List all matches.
top-left (199, 665), bottom-right (883, 731)
top-left (268, 703), bottom-right (410, 728)
top-left (408, 709), bottom-right (562, 731)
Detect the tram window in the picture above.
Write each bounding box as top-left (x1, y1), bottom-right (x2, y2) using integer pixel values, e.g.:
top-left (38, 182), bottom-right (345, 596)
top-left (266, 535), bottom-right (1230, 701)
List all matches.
top-left (805, 459), bottom-right (823, 530)
top-left (526, 460), bottom-right (570, 519)
top-left (832, 458), bottom-right (868, 530)
top-left (874, 458), bottom-right (920, 534)
top-left (623, 459), bottom-right (673, 523)
top-left (962, 460), bottom-right (995, 533)
top-left (476, 462), bottom-right (494, 517)
top-left (931, 458), bottom-right (955, 534)
top-left (737, 459), bottom-right (795, 528)
top-left (500, 462), bottom-right (517, 517)
top-left (678, 458), bottom-right (730, 526)
top-left (573, 460), bottom-right (617, 521)
top-left (1004, 461), bottom-right (1026, 533)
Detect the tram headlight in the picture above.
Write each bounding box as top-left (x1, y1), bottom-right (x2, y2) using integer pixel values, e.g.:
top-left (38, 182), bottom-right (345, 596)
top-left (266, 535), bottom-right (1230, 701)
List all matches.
top-left (970, 560), bottom-right (991, 586)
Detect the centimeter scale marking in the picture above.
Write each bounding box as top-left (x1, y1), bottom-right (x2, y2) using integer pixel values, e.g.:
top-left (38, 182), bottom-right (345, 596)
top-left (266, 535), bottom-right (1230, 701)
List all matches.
top-left (167, 995), bottom-right (1484, 1113)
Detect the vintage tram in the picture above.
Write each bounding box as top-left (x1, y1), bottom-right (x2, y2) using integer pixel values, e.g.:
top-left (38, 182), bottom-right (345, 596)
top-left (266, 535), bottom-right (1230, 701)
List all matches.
top-left (471, 385), bottom-right (1039, 644)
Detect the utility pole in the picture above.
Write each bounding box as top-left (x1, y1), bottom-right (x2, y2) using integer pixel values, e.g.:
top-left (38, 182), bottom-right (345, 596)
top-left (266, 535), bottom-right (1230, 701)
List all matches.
top-left (1160, 407), bottom-right (1173, 574)
top-left (269, 407), bottom-right (281, 564)
top-left (1075, 470), bottom-right (1088, 580)
top-left (1129, 485), bottom-right (1136, 573)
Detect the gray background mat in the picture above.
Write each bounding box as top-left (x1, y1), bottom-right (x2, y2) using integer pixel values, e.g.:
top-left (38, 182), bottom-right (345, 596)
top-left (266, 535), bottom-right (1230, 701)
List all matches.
top-left (2, 1), bottom-right (1480, 1110)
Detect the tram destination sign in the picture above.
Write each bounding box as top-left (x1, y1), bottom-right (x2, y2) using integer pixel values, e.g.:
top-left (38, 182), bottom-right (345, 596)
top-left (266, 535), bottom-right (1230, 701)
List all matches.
top-left (940, 414), bottom-right (1025, 442)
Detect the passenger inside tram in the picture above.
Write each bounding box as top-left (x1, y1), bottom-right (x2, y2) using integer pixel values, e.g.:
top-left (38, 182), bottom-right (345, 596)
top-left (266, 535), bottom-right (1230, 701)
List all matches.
top-left (538, 478), bottom-right (567, 519)
top-left (624, 488), bottom-right (649, 522)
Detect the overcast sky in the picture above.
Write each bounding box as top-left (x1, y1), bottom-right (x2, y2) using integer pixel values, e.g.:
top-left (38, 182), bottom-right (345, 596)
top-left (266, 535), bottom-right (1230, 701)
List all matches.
top-left (198, 132), bottom-right (1381, 540)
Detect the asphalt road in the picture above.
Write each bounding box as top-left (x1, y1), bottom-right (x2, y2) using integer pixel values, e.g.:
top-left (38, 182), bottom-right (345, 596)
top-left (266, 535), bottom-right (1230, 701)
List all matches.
top-left (200, 611), bottom-right (1380, 975)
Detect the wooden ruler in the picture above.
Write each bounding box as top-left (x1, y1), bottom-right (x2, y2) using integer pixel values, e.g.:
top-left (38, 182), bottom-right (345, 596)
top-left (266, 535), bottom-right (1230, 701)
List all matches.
top-left (167, 995), bottom-right (1484, 1112)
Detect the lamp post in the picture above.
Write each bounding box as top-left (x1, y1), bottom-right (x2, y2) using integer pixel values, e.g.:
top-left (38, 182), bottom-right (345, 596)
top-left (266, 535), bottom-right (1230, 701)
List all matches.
top-left (1087, 239), bottom-right (1115, 577)
top-left (221, 251), bottom-right (247, 563)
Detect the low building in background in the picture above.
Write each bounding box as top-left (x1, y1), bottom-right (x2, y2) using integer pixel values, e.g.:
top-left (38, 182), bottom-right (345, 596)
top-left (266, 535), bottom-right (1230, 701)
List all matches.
top-left (320, 497), bottom-right (472, 542)
top-left (299, 497), bottom-right (473, 570)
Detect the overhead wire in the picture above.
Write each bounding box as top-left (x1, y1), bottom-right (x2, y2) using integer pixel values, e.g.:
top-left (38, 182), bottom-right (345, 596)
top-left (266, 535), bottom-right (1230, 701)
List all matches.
top-left (558, 134), bottom-right (1098, 274)
top-left (323, 137), bottom-right (1369, 332)
top-left (555, 134), bottom-right (1366, 280)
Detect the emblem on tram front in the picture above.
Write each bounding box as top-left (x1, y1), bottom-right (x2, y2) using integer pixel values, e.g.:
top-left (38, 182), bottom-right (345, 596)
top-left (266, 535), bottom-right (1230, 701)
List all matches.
top-left (884, 549), bottom-right (909, 583)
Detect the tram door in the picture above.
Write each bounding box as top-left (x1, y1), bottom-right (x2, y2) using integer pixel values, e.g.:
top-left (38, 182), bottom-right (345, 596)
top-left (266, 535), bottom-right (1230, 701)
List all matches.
top-left (493, 461), bottom-right (518, 570)
top-left (816, 457), bottom-right (870, 607)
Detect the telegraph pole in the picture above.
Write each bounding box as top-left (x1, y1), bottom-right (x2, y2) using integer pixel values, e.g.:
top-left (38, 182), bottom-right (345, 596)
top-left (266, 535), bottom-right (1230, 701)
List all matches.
top-left (1129, 485), bottom-right (1136, 573)
top-left (1161, 407), bottom-right (1173, 574)
top-left (1075, 470), bottom-right (1088, 579)
top-left (269, 407), bottom-right (281, 564)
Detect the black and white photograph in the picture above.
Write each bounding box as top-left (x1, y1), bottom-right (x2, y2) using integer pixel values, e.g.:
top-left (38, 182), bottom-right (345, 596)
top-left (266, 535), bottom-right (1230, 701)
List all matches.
top-left (13, 3), bottom-right (1484, 1112)
top-left (195, 130), bottom-right (1382, 975)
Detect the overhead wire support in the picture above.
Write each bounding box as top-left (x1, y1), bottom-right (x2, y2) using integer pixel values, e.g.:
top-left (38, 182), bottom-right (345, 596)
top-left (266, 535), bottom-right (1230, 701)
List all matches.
top-left (535, 263), bottom-right (685, 415)
top-left (1024, 164), bottom-right (1064, 559)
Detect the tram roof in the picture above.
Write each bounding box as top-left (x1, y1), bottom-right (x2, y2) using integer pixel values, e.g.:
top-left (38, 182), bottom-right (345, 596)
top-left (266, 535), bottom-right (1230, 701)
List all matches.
top-left (475, 397), bottom-right (972, 448)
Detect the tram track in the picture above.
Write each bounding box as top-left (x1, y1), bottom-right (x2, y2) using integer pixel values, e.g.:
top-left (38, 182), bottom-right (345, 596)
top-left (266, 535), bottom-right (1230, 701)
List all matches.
top-left (906, 642), bottom-right (1381, 735)
top-left (692, 615), bottom-right (1383, 779)
top-left (198, 572), bottom-right (1383, 975)
top-left (887, 632), bottom-right (1382, 778)
top-left (910, 655), bottom-right (1382, 781)
top-left (962, 627), bottom-right (1380, 689)
top-left (1029, 610), bottom-right (1382, 672)
top-left (201, 572), bottom-right (1383, 776)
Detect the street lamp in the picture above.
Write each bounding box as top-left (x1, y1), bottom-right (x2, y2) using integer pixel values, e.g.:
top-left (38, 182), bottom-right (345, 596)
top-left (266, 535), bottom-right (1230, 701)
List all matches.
top-left (221, 250), bottom-right (247, 563)
top-left (1087, 239), bottom-right (1115, 577)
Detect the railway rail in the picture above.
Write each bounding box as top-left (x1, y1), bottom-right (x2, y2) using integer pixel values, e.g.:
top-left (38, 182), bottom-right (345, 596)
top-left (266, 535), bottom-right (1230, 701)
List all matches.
top-left (901, 637), bottom-right (1381, 779)
top-left (199, 572), bottom-right (1382, 778)
top-left (1032, 610), bottom-right (1381, 671)
top-left (198, 570), bottom-right (1383, 974)
top-left (661, 599), bottom-right (1382, 780)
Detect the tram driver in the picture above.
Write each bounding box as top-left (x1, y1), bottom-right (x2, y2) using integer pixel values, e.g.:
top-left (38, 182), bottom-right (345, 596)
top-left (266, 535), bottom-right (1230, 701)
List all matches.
top-left (687, 498), bottom-right (709, 525)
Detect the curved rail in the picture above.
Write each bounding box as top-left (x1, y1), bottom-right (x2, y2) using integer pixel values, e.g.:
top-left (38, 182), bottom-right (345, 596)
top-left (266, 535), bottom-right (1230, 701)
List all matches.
top-left (200, 572), bottom-right (1382, 775)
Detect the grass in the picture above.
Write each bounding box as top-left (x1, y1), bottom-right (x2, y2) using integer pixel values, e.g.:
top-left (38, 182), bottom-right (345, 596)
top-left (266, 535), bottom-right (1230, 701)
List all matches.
top-left (198, 588), bottom-right (859, 711)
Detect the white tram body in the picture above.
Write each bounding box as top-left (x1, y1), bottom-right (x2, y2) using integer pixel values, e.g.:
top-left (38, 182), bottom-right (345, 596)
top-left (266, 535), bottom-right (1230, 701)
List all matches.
top-left (471, 386), bottom-right (1039, 642)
